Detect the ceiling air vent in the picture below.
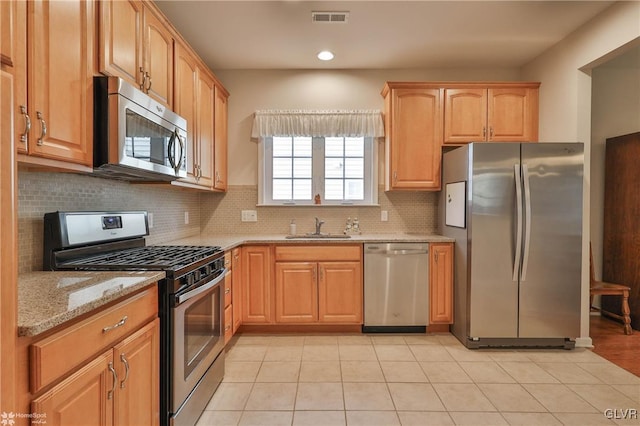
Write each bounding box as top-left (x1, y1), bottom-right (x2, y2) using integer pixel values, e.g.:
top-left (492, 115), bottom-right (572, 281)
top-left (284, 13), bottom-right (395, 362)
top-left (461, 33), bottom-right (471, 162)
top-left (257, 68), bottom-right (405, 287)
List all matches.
top-left (312, 11), bottom-right (349, 24)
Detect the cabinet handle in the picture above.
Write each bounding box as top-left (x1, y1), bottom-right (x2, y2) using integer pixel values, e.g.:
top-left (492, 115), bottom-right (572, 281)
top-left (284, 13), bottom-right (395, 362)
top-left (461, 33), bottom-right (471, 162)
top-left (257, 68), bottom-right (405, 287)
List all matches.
top-left (489, 127), bottom-right (494, 139)
top-left (36, 111), bottom-right (46, 146)
top-left (139, 67), bottom-right (146, 91)
top-left (145, 72), bottom-right (152, 92)
top-left (120, 354), bottom-right (130, 389)
top-left (393, 171), bottom-right (397, 184)
top-left (108, 361), bottom-right (118, 400)
top-left (225, 287), bottom-right (231, 294)
top-left (319, 267), bottom-right (324, 282)
top-left (482, 126), bottom-right (486, 140)
top-left (102, 316), bottom-right (128, 333)
top-left (215, 171), bottom-right (220, 183)
top-left (225, 324), bottom-right (231, 332)
top-left (20, 105), bottom-right (30, 144)
top-left (435, 251), bottom-right (439, 262)
top-left (313, 266), bottom-right (317, 283)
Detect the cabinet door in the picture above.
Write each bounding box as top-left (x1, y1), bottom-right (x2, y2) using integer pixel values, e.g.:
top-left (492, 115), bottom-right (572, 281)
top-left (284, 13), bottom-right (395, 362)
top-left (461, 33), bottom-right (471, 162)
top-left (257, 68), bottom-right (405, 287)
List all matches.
top-left (429, 243), bottom-right (454, 324)
top-left (387, 88), bottom-right (442, 190)
top-left (275, 262), bottom-right (318, 323)
top-left (231, 248), bottom-right (242, 333)
top-left (318, 261), bottom-right (362, 323)
top-left (28, 0), bottom-right (94, 165)
top-left (142, 5), bottom-right (173, 108)
top-left (3, 0), bottom-right (28, 155)
top-left (197, 69), bottom-right (216, 188)
top-left (488, 87), bottom-right (538, 142)
top-left (213, 85), bottom-right (228, 191)
top-left (99, 0), bottom-right (143, 89)
top-left (242, 246), bottom-right (272, 323)
top-left (174, 42), bottom-right (198, 184)
top-left (113, 319), bottom-right (159, 426)
top-left (443, 88), bottom-right (487, 144)
top-left (32, 351), bottom-right (114, 426)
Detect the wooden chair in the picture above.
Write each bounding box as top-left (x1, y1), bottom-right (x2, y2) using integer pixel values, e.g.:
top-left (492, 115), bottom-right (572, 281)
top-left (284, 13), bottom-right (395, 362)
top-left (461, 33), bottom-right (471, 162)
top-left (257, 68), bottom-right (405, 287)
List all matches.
top-left (590, 244), bottom-right (633, 335)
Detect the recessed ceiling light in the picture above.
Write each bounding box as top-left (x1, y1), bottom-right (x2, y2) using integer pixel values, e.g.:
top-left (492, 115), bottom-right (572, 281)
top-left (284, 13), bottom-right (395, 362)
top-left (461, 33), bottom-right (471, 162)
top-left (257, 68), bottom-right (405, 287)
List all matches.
top-left (317, 50), bottom-right (334, 61)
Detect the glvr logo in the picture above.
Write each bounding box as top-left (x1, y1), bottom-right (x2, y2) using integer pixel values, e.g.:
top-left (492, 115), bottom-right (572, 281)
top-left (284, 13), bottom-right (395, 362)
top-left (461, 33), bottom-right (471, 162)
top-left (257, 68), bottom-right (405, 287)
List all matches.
top-left (605, 408), bottom-right (638, 420)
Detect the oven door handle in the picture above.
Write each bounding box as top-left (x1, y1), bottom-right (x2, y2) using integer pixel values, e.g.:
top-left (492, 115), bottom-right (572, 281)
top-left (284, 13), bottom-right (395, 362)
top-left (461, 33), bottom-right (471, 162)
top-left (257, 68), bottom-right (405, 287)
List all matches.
top-left (176, 268), bottom-right (227, 305)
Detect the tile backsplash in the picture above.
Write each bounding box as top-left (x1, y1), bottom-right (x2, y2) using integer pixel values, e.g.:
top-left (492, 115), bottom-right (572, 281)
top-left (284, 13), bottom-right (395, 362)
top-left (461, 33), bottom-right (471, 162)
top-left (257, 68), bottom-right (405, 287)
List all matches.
top-left (200, 186), bottom-right (437, 237)
top-left (18, 171), bottom-right (200, 273)
top-left (18, 173), bottom-right (438, 273)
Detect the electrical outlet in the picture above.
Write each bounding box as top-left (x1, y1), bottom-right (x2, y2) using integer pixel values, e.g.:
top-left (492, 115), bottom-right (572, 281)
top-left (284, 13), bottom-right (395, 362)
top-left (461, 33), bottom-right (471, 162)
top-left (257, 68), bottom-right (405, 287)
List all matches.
top-left (381, 210), bottom-right (389, 222)
top-left (241, 210), bottom-right (258, 222)
top-left (184, 211), bottom-right (189, 224)
top-left (148, 213), bottom-right (154, 229)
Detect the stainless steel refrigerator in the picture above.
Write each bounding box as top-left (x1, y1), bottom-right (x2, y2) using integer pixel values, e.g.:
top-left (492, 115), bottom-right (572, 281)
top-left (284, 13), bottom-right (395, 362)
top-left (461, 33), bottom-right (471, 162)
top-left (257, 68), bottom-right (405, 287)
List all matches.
top-left (440, 142), bottom-right (583, 349)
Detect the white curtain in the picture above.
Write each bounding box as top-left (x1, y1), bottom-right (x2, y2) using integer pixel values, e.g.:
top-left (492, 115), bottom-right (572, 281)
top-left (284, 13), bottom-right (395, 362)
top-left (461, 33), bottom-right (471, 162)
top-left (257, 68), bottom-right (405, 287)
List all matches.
top-left (251, 109), bottom-right (385, 138)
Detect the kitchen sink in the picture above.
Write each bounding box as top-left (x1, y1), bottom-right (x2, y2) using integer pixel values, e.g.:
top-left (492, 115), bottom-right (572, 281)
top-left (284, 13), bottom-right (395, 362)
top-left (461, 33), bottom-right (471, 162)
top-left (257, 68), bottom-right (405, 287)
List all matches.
top-left (285, 233), bottom-right (351, 239)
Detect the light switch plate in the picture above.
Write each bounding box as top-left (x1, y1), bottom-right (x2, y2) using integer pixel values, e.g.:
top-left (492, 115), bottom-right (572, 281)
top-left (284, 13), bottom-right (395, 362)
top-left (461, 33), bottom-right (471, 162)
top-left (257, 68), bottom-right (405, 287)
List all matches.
top-left (184, 211), bottom-right (190, 225)
top-left (381, 210), bottom-right (388, 222)
top-left (241, 210), bottom-right (258, 222)
top-left (148, 213), bottom-right (154, 229)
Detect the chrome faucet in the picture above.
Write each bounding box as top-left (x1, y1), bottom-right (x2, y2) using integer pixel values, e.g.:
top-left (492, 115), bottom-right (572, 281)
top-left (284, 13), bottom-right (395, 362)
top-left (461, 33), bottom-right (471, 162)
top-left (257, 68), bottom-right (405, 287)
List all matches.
top-left (314, 217), bottom-right (325, 235)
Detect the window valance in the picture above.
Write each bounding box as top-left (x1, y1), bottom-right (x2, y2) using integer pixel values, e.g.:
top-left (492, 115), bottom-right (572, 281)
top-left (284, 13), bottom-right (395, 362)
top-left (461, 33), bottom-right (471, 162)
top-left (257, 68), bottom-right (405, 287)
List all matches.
top-left (251, 109), bottom-right (385, 138)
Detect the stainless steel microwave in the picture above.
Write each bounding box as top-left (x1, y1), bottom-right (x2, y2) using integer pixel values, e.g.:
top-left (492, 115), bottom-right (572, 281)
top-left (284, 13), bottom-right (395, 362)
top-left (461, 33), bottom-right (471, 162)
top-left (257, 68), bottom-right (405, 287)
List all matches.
top-left (93, 76), bottom-right (187, 181)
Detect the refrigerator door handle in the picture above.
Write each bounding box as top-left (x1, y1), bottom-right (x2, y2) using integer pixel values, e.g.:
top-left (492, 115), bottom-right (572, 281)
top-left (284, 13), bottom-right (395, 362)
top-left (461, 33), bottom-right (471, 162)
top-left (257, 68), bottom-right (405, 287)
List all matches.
top-left (521, 164), bottom-right (532, 281)
top-left (513, 164), bottom-right (523, 282)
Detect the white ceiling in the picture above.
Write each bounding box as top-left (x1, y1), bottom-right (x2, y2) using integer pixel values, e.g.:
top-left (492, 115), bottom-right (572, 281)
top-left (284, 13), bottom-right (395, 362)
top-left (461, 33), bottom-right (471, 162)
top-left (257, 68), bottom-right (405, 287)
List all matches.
top-left (155, 1), bottom-right (614, 71)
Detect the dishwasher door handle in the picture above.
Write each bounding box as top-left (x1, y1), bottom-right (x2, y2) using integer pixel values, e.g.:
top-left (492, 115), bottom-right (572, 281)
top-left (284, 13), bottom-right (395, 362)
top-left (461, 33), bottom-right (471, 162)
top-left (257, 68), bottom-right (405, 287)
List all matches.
top-left (366, 249), bottom-right (428, 256)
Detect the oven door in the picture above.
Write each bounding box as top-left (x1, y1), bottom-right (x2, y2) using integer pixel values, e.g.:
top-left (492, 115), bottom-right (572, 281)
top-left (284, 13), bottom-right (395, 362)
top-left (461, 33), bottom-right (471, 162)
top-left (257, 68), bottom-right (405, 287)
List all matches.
top-left (171, 270), bottom-right (225, 412)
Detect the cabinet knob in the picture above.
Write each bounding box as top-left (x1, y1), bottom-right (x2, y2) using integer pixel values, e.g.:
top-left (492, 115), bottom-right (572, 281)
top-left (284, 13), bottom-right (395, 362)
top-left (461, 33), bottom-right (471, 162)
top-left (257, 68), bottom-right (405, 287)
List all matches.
top-left (107, 361), bottom-right (118, 400)
top-left (36, 111), bottom-right (47, 146)
top-left (120, 353), bottom-right (130, 389)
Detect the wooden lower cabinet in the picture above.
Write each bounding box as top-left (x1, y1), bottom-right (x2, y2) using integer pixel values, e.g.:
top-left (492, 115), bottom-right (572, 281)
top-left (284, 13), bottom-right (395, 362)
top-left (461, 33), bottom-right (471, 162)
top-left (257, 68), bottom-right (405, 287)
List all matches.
top-left (231, 248), bottom-right (242, 333)
top-left (318, 262), bottom-right (362, 323)
top-left (32, 318), bottom-right (160, 426)
top-left (242, 246), bottom-right (272, 324)
top-left (275, 262), bottom-right (318, 323)
top-left (429, 243), bottom-right (454, 324)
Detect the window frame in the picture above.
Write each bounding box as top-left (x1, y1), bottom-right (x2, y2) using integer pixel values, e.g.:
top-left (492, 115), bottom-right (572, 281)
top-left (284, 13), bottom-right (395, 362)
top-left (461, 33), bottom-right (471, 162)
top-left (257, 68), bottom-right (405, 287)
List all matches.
top-left (258, 136), bottom-right (378, 206)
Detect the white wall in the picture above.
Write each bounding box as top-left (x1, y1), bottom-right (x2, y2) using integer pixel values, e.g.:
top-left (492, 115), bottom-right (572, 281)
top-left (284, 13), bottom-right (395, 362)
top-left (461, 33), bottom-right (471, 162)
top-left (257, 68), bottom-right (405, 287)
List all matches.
top-left (521, 1), bottom-right (640, 345)
top-left (215, 68), bottom-right (521, 185)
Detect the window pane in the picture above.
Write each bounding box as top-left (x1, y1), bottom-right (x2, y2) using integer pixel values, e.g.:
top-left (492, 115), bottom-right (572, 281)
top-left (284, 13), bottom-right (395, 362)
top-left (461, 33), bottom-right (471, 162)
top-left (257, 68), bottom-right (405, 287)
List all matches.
top-left (345, 158), bottom-right (364, 178)
top-left (273, 179), bottom-right (292, 200)
top-left (273, 158), bottom-right (292, 178)
top-left (325, 158), bottom-right (344, 178)
top-left (345, 137), bottom-right (364, 157)
top-left (293, 137), bottom-right (312, 157)
top-left (293, 158), bottom-right (312, 178)
top-left (293, 179), bottom-right (312, 199)
top-left (345, 179), bottom-right (364, 200)
top-left (273, 137), bottom-right (292, 157)
top-left (325, 137), bottom-right (344, 157)
top-left (325, 179), bottom-right (344, 200)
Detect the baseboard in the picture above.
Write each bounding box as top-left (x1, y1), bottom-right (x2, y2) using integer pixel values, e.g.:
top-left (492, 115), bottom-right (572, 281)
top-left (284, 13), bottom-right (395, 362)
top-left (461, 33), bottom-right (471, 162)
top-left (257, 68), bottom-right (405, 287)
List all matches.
top-left (575, 336), bottom-right (593, 348)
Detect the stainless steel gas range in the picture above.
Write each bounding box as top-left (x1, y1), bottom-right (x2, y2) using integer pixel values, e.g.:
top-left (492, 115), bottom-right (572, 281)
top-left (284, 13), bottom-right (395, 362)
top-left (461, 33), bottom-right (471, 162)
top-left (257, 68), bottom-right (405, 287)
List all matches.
top-left (43, 211), bottom-right (226, 426)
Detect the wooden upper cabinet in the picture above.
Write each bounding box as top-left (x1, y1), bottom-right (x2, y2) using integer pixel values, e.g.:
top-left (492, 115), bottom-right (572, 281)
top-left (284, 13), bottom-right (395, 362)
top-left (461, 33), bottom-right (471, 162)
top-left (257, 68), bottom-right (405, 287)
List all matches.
top-left (488, 87), bottom-right (538, 142)
top-left (98, 0), bottom-right (143, 89)
top-left (26, 0), bottom-right (94, 166)
top-left (214, 84), bottom-right (229, 191)
top-left (142, 5), bottom-right (173, 108)
top-left (444, 83), bottom-right (539, 144)
top-left (99, 0), bottom-right (173, 108)
top-left (429, 243), bottom-right (454, 324)
top-left (174, 42), bottom-right (198, 184)
top-left (197, 70), bottom-right (216, 188)
top-left (443, 88), bottom-right (487, 143)
top-left (382, 83), bottom-right (442, 191)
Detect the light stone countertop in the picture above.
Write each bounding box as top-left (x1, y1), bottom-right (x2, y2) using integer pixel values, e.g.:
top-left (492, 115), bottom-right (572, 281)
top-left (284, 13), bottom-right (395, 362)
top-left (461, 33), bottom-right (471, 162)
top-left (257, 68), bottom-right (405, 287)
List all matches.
top-left (18, 271), bottom-right (165, 337)
top-left (162, 233), bottom-right (454, 252)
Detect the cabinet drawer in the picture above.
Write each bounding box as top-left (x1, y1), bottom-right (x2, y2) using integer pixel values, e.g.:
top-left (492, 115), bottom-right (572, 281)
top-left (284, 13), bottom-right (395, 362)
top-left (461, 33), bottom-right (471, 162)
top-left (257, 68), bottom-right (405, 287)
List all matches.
top-left (30, 285), bottom-right (158, 393)
top-left (224, 305), bottom-right (233, 344)
top-left (275, 245), bottom-right (361, 262)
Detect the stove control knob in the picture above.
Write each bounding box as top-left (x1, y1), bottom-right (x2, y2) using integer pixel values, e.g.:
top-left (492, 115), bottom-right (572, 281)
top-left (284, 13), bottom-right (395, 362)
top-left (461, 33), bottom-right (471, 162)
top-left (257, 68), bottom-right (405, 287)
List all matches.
top-left (187, 274), bottom-right (195, 287)
top-left (194, 270), bottom-right (201, 282)
top-left (205, 265), bottom-right (212, 275)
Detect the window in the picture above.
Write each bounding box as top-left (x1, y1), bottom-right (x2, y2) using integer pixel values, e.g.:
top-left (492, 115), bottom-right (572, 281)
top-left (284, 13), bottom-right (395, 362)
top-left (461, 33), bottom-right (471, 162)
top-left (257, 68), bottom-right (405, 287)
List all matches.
top-left (260, 136), bottom-right (377, 205)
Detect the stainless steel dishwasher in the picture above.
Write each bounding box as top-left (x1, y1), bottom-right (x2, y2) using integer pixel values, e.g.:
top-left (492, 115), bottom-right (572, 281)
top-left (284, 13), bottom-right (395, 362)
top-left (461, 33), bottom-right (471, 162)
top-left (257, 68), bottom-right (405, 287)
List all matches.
top-left (363, 243), bottom-right (429, 332)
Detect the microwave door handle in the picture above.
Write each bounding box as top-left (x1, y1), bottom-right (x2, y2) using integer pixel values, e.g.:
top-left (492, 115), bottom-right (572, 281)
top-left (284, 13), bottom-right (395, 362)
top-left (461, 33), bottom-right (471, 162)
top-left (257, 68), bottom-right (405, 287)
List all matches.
top-left (167, 130), bottom-right (177, 170)
top-left (175, 133), bottom-right (185, 172)
top-left (177, 268), bottom-right (227, 304)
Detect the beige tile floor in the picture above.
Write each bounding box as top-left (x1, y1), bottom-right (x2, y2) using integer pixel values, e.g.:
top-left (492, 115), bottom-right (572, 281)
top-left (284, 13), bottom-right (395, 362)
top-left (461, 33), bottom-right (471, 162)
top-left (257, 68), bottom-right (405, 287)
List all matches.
top-left (196, 333), bottom-right (640, 426)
